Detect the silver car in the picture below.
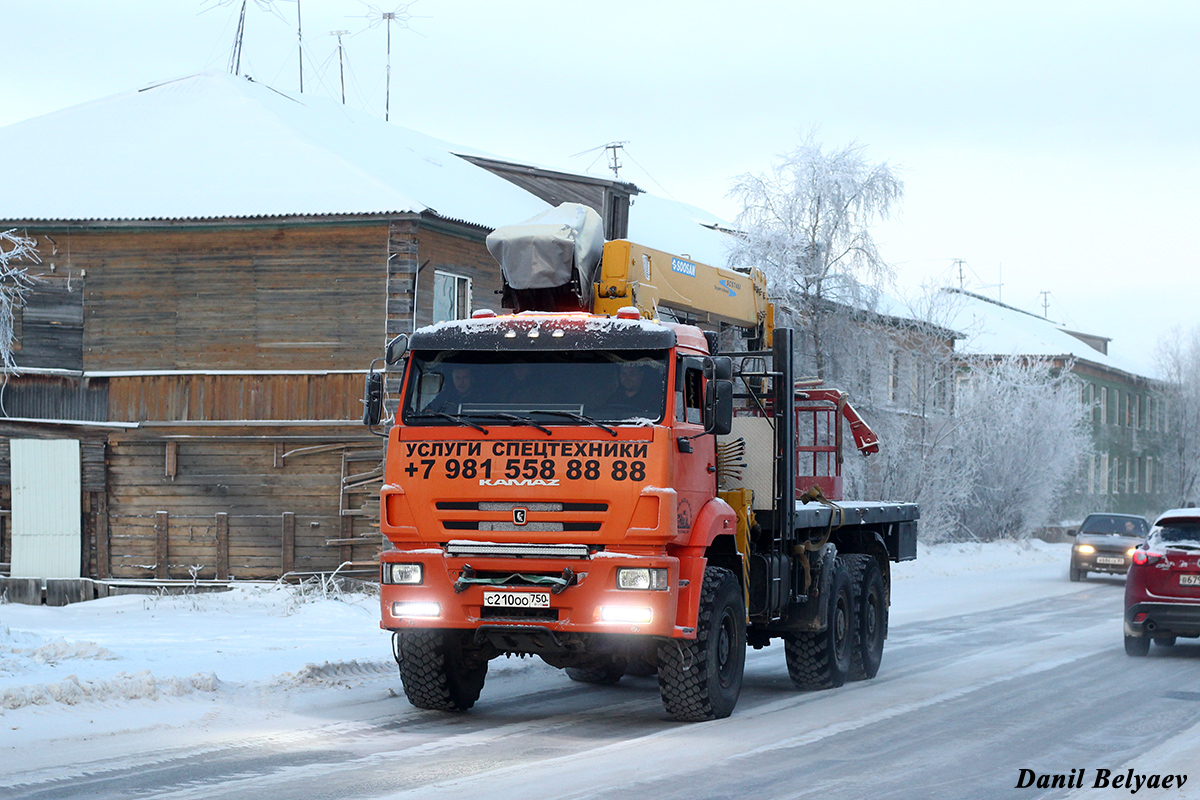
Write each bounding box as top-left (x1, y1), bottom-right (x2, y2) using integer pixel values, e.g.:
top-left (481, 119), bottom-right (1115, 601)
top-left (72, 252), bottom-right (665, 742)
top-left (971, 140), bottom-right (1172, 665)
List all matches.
top-left (1068, 513), bottom-right (1149, 581)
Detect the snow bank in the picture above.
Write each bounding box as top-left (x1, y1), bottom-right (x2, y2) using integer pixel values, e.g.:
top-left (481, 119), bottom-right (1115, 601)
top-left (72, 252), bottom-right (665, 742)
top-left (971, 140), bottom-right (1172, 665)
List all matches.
top-left (0, 542), bottom-right (1085, 714)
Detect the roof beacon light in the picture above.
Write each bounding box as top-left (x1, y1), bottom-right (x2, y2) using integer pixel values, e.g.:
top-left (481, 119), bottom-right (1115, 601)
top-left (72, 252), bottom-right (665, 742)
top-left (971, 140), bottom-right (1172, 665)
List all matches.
top-left (616, 306), bottom-right (641, 320)
top-left (472, 308), bottom-right (497, 319)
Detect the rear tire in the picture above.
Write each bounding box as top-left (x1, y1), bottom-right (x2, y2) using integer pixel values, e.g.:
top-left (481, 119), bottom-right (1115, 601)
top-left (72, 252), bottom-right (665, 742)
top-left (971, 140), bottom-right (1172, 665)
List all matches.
top-left (397, 630), bottom-right (489, 710)
top-left (657, 566), bottom-right (746, 721)
top-left (1124, 634), bottom-right (1150, 657)
top-left (785, 555), bottom-right (854, 690)
top-left (846, 554), bottom-right (886, 681)
top-left (566, 656), bottom-right (626, 685)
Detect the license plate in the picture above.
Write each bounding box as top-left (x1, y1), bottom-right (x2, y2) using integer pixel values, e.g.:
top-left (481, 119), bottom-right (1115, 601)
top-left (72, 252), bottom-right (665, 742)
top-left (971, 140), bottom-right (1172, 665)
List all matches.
top-left (483, 590), bottom-right (551, 609)
top-left (1180, 574), bottom-right (1200, 587)
top-left (1096, 556), bottom-right (1125, 566)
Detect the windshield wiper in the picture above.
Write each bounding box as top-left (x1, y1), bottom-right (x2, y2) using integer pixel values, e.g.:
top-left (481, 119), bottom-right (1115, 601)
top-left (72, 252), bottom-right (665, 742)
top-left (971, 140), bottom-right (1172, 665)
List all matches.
top-left (471, 412), bottom-right (553, 436)
top-left (409, 412), bottom-right (490, 434)
top-left (531, 410), bottom-right (618, 437)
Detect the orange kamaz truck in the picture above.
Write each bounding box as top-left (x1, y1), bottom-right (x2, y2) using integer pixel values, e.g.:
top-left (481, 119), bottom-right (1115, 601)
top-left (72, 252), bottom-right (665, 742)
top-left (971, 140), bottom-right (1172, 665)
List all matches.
top-left (362, 204), bottom-right (918, 721)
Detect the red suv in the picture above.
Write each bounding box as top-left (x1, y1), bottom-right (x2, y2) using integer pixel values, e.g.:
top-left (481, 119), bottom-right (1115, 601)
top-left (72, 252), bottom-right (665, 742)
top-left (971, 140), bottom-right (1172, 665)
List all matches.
top-left (1124, 508), bottom-right (1200, 656)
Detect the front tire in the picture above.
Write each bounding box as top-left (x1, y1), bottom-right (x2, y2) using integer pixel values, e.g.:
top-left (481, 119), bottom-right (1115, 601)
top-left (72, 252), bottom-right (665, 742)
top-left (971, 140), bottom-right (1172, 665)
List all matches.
top-left (1154, 636), bottom-right (1177, 647)
top-left (396, 630), bottom-right (489, 711)
top-left (785, 555), bottom-right (854, 690)
top-left (1069, 563), bottom-right (1084, 582)
top-left (1124, 634), bottom-right (1150, 657)
top-left (657, 566), bottom-right (746, 721)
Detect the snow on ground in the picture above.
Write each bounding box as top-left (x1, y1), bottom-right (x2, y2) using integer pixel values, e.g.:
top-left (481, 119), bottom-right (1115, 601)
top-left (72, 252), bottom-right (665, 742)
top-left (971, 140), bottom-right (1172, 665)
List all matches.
top-left (0, 540), bottom-right (1094, 749)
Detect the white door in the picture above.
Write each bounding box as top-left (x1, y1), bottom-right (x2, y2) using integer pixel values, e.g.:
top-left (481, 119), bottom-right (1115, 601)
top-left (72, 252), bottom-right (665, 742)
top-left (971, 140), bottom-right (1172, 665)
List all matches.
top-left (10, 439), bottom-right (82, 579)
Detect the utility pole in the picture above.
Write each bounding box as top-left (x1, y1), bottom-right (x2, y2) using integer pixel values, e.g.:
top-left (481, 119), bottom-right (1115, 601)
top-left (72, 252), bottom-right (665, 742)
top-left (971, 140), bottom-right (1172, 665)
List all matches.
top-left (953, 258), bottom-right (967, 289)
top-left (1039, 290), bottom-right (1051, 318)
top-left (606, 141), bottom-right (629, 179)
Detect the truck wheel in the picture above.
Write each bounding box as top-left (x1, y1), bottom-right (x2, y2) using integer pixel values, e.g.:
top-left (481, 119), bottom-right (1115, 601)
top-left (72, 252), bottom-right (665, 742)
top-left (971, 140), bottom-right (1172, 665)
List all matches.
top-left (565, 656), bottom-right (626, 685)
top-left (846, 554), bottom-right (886, 681)
top-left (657, 566), bottom-right (746, 721)
top-left (1124, 634), bottom-right (1150, 657)
top-left (785, 555), bottom-right (854, 690)
top-left (397, 630), bottom-right (488, 711)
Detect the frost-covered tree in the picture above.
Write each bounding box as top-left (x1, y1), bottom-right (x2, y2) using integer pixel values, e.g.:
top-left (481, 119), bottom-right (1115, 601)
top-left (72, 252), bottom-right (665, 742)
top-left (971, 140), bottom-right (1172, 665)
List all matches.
top-left (728, 136), bottom-right (903, 378)
top-left (943, 356), bottom-right (1091, 541)
top-left (0, 229), bottom-right (40, 373)
top-left (1155, 327), bottom-right (1200, 506)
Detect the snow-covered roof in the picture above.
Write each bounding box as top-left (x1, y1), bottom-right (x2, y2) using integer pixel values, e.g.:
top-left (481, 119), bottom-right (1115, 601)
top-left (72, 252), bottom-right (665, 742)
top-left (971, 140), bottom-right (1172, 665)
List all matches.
top-left (944, 288), bottom-right (1154, 380)
top-left (0, 70), bottom-right (549, 227)
top-left (626, 193), bottom-right (738, 270)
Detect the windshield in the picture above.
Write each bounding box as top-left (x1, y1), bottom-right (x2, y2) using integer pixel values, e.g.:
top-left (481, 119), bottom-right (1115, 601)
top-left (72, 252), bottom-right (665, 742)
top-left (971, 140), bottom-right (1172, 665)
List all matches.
top-left (402, 349), bottom-right (669, 424)
top-left (1080, 515), bottom-right (1148, 536)
top-left (1149, 522), bottom-right (1200, 550)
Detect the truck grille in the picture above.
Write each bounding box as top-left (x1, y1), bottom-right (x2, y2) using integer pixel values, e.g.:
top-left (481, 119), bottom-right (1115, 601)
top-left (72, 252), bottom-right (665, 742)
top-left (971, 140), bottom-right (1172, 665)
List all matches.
top-left (435, 501), bottom-right (607, 534)
top-left (446, 541), bottom-right (591, 558)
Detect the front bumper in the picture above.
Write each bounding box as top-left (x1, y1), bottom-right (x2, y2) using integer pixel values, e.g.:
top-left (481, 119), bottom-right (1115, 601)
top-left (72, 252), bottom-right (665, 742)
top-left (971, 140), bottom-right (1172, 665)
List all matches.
top-left (1125, 601), bottom-right (1200, 638)
top-left (380, 550), bottom-right (684, 639)
top-left (1073, 553), bottom-right (1131, 575)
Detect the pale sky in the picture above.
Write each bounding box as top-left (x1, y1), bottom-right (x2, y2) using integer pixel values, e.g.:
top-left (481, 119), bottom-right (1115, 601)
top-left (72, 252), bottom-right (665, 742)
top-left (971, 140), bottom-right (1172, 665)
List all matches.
top-left (3, 1), bottom-right (1198, 376)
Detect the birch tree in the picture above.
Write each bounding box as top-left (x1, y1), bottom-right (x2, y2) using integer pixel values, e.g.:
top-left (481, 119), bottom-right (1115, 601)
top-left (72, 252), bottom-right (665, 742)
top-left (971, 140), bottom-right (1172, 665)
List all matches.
top-left (728, 136), bottom-right (903, 378)
top-left (944, 356), bottom-right (1091, 541)
top-left (0, 229), bottom-right (40, 373)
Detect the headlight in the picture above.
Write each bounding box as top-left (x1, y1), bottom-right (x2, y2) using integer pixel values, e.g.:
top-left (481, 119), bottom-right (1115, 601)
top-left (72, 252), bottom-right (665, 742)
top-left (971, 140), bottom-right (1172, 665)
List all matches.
top-left (383, 563), bottom-right (423, 585)
top-left (1127, 548), bottom-right (1137, 557)
top-left (391, 601), bottom-right (440, 618)
top-left (1076, 544), bottom-right (1095, 554)
top-left (616, 567), bottom-right (670, 591)
top-left (600, 605), bottom-right (653, 623)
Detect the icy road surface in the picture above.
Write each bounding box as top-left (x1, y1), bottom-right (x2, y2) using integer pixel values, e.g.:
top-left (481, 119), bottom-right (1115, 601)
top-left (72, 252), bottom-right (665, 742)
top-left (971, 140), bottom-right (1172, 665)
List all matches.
top-left (2, 541), bottom-right (1199, 800)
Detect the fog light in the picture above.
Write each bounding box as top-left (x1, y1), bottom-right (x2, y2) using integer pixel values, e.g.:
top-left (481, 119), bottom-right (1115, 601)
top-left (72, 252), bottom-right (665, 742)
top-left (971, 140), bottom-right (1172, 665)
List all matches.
top-left (383, 563), bottom-right (423, 585)
top-left (600, 605), bottom-right (653, 623)
top-left (617, 568), bottom-right (669, 591)
top-left (392, 601), bottom-right (440, 618)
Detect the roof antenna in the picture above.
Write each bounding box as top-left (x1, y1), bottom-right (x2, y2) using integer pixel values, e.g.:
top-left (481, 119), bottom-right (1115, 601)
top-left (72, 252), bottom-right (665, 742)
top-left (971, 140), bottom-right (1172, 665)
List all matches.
top-left (228, 0), bottom-right (248, 74)
top-left (361, 3), bottom-right (423, 122)
top-left (330, 30), bottom-right (350, 103)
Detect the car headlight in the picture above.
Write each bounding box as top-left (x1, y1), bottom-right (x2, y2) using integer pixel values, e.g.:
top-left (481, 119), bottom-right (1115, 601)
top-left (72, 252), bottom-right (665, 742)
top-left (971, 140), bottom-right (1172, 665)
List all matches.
top-left (383, 563), bottom-right (424, 585)
top-left (1127, 548), bottom-right (1137, 557)
top-left (1076, 544), bottom-right (1095, 554)
top-left (616, 567), bottom-right (670, 591)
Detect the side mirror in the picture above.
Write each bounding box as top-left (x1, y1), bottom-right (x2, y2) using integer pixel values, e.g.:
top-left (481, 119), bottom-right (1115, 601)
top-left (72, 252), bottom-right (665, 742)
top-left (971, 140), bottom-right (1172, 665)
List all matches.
top-left (712, 356), bottom-right (733, 381)
top-left (1066, 529), bottom-right (1077, 537)
top-left (704, 379), bottom-right (734, 436)
top-left (362, 371), bottom-right (384, 426)
top-left (385, 334), bottom-right (409, 366)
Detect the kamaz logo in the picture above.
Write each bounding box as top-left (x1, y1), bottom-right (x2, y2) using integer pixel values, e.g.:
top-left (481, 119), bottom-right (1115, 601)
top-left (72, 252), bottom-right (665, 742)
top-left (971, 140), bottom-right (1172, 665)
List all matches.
top-left (717, 279), bottom-right (740, 297)
top-left (671, 257), bottom-right (696, 277)
top-left (478, 478), bottom-right (561, 487)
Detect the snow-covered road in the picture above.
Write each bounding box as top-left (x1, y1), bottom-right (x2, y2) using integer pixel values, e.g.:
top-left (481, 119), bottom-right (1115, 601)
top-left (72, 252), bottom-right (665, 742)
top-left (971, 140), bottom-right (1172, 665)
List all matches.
top-left (2, 540), bottom-right (1198, 799)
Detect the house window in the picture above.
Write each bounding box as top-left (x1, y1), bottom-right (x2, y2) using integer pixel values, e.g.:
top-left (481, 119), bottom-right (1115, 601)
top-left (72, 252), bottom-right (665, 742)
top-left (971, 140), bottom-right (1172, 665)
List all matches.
top-left (1147, 457), bottom-right (1154, 494)
top-left (1099, 454), bottom-right (1109, 495)
top-left (1100, 387), bottom-right (1108, 425)
top-left (433, 271), bottom-right (471, 323)
top-left (887, 352), bottom-right (900, 403)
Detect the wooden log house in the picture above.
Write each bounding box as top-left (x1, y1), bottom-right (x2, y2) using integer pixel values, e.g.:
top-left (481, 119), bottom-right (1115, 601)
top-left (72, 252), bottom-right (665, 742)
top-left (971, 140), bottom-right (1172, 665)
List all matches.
top-left (0, 71), bottom-right (642, 589)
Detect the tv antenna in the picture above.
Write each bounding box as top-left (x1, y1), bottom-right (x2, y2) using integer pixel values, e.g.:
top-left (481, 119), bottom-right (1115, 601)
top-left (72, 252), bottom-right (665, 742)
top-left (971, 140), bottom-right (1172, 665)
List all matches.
top-left (360, 3), bottom-right (424, 122)
top-left (330, 30), bottom-right (351, 103)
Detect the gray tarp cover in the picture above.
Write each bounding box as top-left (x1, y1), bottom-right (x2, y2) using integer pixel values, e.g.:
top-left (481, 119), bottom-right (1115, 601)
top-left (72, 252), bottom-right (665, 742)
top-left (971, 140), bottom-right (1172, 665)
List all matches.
top-left (485, 202), bottom-right (604, 290)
